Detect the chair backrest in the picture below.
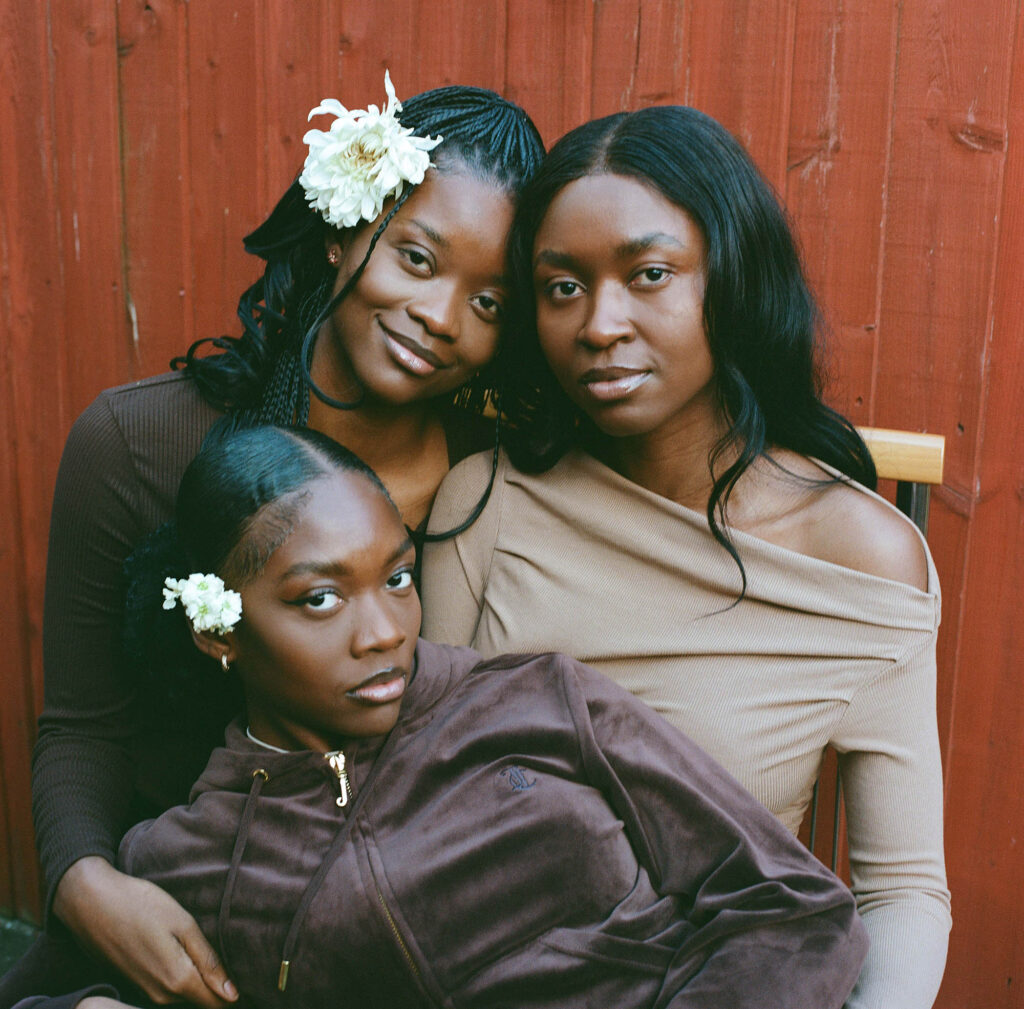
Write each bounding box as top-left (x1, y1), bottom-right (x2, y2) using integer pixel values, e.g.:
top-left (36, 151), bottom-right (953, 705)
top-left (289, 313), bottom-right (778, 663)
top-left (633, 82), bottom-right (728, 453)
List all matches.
top-left (806, 427), bottom-right (945, 872)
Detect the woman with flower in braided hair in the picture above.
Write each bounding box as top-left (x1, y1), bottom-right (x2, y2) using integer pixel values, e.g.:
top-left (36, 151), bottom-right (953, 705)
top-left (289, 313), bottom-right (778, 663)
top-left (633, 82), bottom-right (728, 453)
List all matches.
top-left (9, 74), bottom-right (543, 1009)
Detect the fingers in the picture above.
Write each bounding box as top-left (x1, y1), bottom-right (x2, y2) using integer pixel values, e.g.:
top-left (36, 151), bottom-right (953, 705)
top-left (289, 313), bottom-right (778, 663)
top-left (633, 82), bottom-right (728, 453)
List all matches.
top-left (173, 920), bottom-right (238, 1006)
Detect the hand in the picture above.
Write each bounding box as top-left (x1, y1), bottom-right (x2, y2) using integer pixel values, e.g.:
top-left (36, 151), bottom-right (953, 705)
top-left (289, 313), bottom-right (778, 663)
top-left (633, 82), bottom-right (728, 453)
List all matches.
top-left (54, 857), bottom-right (238, 1007)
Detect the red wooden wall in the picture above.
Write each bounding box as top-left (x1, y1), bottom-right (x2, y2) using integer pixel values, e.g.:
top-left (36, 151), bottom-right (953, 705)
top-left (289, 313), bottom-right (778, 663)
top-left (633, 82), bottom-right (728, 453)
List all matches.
top-left (1, 3), bottom-right (1021, 1006)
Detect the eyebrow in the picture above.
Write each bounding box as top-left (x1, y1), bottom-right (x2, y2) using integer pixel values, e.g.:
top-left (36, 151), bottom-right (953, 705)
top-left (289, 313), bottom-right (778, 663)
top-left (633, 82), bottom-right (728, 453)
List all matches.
top-left (279, 535), bottom-right (415, 581)
top-left (409, 218), bottom-right (447, 249)
top-left (534, 232), bottom-right (691, 271)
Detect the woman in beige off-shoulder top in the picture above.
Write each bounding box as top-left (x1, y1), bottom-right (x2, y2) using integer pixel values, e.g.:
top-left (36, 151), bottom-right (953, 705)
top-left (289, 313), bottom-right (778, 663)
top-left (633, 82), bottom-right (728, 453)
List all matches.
top-left (422, 105), bottom-right (950, 1009)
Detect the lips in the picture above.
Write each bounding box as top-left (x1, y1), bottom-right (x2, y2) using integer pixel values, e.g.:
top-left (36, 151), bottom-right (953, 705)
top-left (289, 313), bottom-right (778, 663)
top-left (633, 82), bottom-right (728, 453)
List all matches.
top-left (346, 667), bottom-right (408, 706)
top-left (579, 366), bottom-right (652, 402)
top-left (380, 321), bottom-right (450, 377)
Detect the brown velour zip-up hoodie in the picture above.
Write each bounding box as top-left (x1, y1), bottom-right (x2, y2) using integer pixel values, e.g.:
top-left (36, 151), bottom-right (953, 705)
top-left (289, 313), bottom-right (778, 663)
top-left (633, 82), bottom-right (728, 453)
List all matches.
top-left (116, 640), bottom-right (867, 1009)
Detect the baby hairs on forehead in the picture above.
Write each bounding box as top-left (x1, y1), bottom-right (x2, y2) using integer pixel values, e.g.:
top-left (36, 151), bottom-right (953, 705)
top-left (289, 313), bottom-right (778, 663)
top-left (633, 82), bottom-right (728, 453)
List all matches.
top-left (175, 426), bottom-right (395, 586)
top-left (504, 106), bottom-right (875, 592)
top-left (178, 85), bottom-right (545, 426)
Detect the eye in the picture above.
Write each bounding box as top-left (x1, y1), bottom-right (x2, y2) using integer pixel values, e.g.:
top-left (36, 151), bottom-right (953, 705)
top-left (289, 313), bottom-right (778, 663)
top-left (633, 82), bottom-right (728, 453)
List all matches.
top-left (541, 278), bottom-right (583, 302)
top-left (300, 589), bottom-right (343, 614)
top-left (399, 247), bottom-right (434, 274)
top-left (631, 266), bottom-right (671, 287)
top-left (470, 293), bottom-right (504, 322)
top-left (386, 569), bottom-right (415, 592)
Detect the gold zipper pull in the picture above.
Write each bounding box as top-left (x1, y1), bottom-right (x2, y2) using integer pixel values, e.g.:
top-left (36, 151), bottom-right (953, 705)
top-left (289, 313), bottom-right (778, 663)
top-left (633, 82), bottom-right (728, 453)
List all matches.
top-left (326, 751), bottom-right (351, 808)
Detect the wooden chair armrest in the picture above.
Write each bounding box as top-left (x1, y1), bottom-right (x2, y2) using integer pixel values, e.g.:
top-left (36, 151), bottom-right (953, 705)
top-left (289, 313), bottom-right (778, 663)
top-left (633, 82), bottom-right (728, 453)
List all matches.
top-left (856, 426), bottom-right (945, 485)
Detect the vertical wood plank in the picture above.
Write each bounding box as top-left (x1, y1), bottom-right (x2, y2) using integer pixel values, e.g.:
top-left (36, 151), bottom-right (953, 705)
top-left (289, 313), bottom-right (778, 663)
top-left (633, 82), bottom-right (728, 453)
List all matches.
top-left (117, 0), bottom-right (194, 376)
top-left (785, 0), bottom-right (900, 427)
top-left (687, 0), bottom-right (798, 189)
top-left (933, 4), bottom-right (1024, 1003)
top-left (50, 1), bottom-right (132, 410)
top-left (0, 0), bottom-right (66, 920)
top-left (257, 1), bottom-right (337, 206)
top-left (874, 0), bottom-right (1013, 486)
top-left (505, 0), bottom-right (594, 145)
top-left (591, 0), bottom-right (688, 118)
top-left (185, 3), bottom-right (263, 360)
top-left (336, 0), bottom-right (508, 103)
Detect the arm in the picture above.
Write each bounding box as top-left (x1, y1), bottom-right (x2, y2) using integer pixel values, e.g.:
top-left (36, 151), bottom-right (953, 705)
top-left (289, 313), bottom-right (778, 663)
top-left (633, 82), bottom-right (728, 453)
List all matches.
top-left (33, 394), bottom-right (148, 901)
top-left (565, 660), bottom-right (868, 1009)
top-left (834, 635), bottom-right (951, 1009)
top-left (33, 390), bottom-right (235, 1006)
top-left (420, 449), bottom-right (502, 646)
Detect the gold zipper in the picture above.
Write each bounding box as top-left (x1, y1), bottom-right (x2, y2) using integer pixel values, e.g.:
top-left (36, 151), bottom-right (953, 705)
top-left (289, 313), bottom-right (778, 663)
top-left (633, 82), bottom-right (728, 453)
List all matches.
top-left (377, 889), bottom-right (421, 980)
top-left (325, 751), bottom-right (351, 808)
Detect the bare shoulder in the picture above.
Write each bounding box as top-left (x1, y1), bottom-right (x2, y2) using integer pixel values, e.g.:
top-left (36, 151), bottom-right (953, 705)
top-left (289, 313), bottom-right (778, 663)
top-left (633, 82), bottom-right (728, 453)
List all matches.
top-left (739, 452), bottom-right (931, 591)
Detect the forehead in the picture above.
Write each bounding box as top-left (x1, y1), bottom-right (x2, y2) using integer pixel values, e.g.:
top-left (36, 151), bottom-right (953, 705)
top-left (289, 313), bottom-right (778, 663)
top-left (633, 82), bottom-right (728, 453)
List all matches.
top-left (535, 173), bottom-right (704, 256)
top-left (393, 168), bottom-right (515, 267)
top-left (248, 472), bottom-right (408, 575)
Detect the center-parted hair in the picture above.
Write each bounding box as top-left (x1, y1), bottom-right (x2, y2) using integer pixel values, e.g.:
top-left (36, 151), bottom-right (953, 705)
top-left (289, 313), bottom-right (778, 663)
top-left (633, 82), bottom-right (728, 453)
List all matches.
top-left (503, 106), bottom-right (876, 584)
top-left (177, 85), bottom-right (545, 425)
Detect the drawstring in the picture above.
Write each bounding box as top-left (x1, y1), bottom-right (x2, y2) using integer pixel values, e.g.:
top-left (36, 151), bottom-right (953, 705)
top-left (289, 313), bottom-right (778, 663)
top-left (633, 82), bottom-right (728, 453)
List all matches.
top-left (217, 768), bottom-right (269, 959)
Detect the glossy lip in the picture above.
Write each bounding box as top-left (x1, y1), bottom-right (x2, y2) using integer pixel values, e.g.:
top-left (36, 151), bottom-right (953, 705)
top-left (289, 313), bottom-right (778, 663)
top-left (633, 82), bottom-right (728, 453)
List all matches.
top-left (579, 366), bottom-right (652, 403)
top-left (346, 667), bottom-right (408, 706)
top-left (379, 321), bottom-right (450, 377)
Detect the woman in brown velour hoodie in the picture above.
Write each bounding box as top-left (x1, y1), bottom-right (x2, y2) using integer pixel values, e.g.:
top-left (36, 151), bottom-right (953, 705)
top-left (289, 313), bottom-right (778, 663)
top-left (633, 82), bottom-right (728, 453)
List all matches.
top-left (7, 425), bottom-right (866, 1009)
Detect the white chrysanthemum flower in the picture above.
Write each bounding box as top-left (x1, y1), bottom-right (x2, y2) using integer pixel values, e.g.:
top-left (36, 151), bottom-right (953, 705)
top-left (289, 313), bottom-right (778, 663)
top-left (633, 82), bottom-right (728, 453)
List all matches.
top-left (299, 70), bottom-right (443, 230)
top-left (163, 573), bottom-right (243, 637)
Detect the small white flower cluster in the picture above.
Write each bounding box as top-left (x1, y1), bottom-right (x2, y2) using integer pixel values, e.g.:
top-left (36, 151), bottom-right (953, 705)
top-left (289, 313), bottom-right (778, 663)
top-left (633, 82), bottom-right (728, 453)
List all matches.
top-left (163, 573), bottom-right (243, 636)
top-left (298, 70), bottom-right (443, 230)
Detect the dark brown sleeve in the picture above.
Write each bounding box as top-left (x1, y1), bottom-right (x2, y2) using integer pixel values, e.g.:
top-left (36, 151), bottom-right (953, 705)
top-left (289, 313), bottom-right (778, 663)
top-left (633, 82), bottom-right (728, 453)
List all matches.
top-left (565, 658), bottom-right (869, 1009)
top-left (33, 393), bottom-right (151, 911)
top-left (32, 378), bottom-right (218, 915)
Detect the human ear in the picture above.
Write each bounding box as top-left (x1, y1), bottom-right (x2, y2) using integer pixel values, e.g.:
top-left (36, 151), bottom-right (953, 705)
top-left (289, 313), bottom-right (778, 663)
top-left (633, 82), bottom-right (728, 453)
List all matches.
top-left (325, 234), bottom-right (345, 268)
top-left (188, 624), bottom-right (237, 669)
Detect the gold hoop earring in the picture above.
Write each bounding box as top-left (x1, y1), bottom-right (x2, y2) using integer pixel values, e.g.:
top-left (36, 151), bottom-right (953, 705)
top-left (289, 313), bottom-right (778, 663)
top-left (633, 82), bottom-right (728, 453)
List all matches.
top-left (221, 653), bottom-right (231, 673)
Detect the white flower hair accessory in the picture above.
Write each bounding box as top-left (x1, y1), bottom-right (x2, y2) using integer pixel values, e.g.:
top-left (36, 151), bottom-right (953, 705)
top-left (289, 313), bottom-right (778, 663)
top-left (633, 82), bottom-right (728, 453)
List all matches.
top-left (163, 573), bottom-right (243, 636)
top-left (299, 70), bottom-right (443, 230)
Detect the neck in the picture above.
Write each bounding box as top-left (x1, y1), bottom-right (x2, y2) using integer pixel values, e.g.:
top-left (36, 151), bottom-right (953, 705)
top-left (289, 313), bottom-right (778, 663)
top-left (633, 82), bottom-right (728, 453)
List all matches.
top-left (306, 315), bottom-right (450, 463)
top-left (306, 326), bottom-right (451, 530)
top-left (604, 402), bottom-right (733, 511)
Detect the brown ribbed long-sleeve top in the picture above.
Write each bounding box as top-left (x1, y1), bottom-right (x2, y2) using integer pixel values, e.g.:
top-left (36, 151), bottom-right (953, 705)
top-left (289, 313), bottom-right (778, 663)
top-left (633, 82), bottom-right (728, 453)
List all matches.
top-left (34, 373), bottom-right (221, 910)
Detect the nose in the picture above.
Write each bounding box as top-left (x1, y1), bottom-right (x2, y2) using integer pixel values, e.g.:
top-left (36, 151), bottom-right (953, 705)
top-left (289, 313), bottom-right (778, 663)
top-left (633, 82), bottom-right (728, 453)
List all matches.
top-left (578, 281), bottom-right (632, 350)
top-left (408, 280), bottom-right (460, 343)
top-left (350, 593), bottom-right (409, 658)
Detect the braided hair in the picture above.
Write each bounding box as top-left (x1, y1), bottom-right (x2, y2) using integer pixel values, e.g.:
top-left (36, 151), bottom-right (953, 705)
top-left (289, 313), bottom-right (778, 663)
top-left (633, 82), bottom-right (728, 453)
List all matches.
top-left (176, 85), bottom-right (544, 427)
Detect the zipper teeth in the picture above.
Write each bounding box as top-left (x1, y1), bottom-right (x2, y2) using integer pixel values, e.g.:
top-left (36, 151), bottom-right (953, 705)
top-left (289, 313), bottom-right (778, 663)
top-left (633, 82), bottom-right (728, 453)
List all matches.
top-left (377, 889), bottom-right (421, 978)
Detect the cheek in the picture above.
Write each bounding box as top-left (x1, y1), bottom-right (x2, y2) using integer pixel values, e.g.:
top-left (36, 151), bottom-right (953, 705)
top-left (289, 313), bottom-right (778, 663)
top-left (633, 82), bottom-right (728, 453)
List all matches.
top-left (459, 322), bottom-right (500, 369)
top-left (536, 310), bottom-right (577, 373)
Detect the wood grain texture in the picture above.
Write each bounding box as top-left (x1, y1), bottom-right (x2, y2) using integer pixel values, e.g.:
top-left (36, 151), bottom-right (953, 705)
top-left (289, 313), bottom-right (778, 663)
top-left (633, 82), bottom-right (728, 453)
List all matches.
top-left (687, 0), bottom-right (798, 188)
top-left (932, 2), bottom-right (1024, 1003)
top-left (785, 0), bottom-right (900, 426)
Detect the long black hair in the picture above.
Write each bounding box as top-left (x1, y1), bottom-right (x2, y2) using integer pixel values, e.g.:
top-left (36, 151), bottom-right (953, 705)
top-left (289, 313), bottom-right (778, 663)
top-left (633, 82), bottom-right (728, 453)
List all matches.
top-left (176, 84), bottom-right (544, 425)
top-left (503, 106), bottom-right (876, 584)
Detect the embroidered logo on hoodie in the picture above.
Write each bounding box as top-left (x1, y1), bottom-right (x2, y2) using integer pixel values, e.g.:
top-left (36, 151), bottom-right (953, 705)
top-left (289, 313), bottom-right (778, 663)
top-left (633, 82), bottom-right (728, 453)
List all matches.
top-left (500, 765), bottom-right (537, 793)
